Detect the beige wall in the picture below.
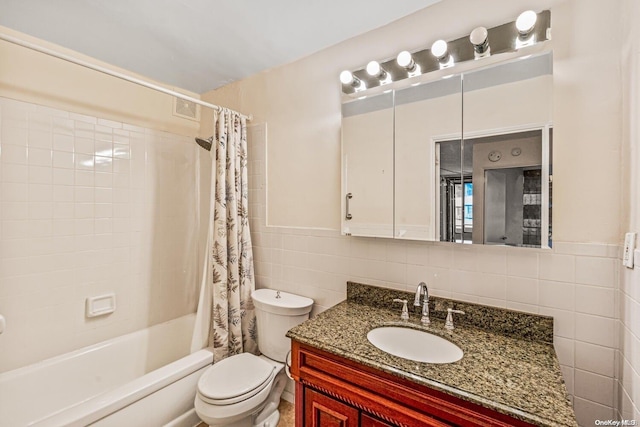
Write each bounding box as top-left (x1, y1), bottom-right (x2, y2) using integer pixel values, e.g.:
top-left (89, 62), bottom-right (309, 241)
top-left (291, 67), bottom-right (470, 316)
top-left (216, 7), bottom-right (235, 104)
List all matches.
top-left (203, 0), bottom-right (624, 245)
top-left (0, 26), bottom-right (200, 137)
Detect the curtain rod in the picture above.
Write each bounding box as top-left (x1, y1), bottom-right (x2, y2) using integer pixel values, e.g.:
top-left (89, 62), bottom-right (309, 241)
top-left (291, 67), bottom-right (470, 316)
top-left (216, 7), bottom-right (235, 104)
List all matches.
top-left (0, 32), bottom-right (252, 121)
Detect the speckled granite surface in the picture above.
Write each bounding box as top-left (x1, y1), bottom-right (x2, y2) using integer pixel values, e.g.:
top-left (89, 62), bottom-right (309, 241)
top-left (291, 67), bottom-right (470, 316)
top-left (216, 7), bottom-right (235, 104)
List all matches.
top-left (348, 281), bottom-right (555, 343)
top-left (287, 282), bottom-right (577, 427)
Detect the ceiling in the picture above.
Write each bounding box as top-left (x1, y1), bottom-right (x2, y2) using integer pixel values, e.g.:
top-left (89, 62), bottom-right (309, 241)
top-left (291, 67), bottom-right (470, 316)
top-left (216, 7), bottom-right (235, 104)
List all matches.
top-left (0, 0), bottom-right (440, 94)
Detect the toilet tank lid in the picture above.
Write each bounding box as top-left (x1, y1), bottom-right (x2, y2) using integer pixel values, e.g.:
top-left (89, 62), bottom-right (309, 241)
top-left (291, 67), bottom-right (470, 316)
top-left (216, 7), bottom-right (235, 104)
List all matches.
top-left (251, 289), bottom-right (313, 316)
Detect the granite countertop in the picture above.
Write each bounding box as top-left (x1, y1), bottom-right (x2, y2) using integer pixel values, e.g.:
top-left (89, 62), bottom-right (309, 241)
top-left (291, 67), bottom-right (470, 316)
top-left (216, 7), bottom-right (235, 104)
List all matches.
top-left (286, 282), bottom-right (577, 427)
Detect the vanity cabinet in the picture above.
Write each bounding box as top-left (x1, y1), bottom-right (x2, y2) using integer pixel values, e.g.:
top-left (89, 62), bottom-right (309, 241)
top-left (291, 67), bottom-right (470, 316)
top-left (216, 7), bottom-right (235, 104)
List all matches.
top-left (291, 340), bottom-right (536, 427)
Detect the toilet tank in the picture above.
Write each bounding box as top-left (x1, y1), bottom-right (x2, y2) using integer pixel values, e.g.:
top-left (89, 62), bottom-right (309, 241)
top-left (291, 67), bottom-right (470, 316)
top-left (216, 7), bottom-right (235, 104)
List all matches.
top-left (251, 289), bottom-right (313, 362)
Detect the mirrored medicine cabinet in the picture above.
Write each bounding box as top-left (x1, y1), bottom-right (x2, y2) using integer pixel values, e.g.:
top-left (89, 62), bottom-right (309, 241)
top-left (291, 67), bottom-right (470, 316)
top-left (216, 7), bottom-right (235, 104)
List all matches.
top-left (341, 51), bottom-right (553, 248)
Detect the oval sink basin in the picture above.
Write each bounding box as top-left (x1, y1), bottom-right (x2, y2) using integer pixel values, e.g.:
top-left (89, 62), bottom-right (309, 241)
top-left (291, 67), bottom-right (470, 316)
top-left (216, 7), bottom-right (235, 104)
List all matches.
top-left (367, 327), bottom-right (463, 364)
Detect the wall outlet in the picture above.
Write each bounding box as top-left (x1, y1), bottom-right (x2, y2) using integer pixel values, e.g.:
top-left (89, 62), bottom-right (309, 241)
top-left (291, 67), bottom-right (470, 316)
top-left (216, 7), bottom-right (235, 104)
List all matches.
top-left (623, 232), bottom-right (636, 268)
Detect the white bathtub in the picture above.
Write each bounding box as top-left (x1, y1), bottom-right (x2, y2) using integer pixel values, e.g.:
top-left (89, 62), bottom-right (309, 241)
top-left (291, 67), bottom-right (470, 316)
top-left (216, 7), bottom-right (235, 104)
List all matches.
top-left (0, 314), bottom-right (213, 427)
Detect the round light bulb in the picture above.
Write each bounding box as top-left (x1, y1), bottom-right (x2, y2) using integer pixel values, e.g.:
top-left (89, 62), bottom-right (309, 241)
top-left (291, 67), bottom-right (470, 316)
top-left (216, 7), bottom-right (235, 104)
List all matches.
top-left (340, 70), bottom-right (354, 85)
top-left (397, 51), bottom-right (413, 68)
top-left (470, 27), bottom-right (488, 46)
top-left (431, 39), bottom-right (448, 59)
top-left (366, 61), bottom-right (381, 76)
top-left (516, 10), bottom-right (537, 35)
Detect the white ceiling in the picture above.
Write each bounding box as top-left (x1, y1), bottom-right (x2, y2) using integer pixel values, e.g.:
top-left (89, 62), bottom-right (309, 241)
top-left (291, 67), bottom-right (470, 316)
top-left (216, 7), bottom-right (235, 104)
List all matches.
top-left (0, 0), bottom-right (440, 93)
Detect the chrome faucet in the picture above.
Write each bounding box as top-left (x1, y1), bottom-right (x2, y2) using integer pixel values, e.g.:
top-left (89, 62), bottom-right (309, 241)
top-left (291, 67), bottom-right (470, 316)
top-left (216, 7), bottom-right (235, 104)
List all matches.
top-left (414, 282), bottom-right (430, 325)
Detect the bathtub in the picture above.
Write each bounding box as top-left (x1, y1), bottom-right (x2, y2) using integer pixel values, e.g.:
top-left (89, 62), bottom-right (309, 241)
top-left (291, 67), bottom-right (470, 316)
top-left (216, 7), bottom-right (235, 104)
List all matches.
top-left (0, 314), bottom-right (213, 427)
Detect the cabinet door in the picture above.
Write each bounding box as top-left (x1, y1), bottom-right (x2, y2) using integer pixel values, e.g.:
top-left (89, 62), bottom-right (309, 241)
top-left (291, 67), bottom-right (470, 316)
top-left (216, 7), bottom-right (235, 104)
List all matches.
top-left (342, 92), bottom-right (394, 238)
top-left (305, 388), bottom-right (359, 427)
top-left (361, 413), bottom-right (393, 427)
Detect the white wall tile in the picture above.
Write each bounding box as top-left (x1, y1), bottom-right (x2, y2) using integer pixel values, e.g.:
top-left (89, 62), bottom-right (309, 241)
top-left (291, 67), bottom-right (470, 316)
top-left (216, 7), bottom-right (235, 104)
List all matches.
top-left (506, 276), bottom-right (538, 305)
top-left (0, 98), bottom-right (199, 373)
top-left (1, 144), bottom-right (27, 164)
top-left (575, 313), bottom-right (616, 348)
top-left (429, 245), bottom-right (453, 268)
top-left (2, 127), bottom-right (28, 146)
top-left (476, 248), bottom-right (507, 275)
top-left (406, 242), bottom-right (429, 265)
top-left (575, 285), bottom-right (615, 317)
top-left (28, 147), bottom-right (52, 167)
top-left (554, 336), bottom-right (575, 367)
top-left (575, 256), bottom-right (616, 287)
top-left (574, 369), bottom-right (615, 407)
top-left (539, 280), bottom-right (575, 311)
top-left (575, 341), bottom-right (615, 377)
top-left (573, 397), bottom-right (615, 426)
top-left (539, 253), bottom-right (575, 283)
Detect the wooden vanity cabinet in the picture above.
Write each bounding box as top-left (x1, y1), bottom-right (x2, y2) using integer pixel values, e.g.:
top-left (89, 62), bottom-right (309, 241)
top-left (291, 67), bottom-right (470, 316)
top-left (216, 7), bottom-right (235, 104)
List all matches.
top-left (291, 340), bottom-right (537, 427)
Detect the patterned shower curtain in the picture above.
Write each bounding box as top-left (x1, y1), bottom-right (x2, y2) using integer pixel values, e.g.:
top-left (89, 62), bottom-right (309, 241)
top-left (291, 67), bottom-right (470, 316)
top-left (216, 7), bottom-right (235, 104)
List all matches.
top-left (209, 108), bottom-right (258, 362)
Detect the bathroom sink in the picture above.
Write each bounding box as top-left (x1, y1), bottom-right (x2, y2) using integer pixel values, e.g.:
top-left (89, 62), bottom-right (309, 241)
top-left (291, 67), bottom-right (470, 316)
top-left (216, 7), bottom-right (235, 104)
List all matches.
top-left (367, 327), bottom-right (463, 364)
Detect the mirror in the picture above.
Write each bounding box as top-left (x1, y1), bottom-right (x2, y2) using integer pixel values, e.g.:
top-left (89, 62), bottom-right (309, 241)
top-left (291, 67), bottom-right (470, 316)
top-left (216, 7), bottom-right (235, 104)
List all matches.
top-left (436, 52), bottom-right (553, 247)
top-left (341, 51), bottom-right (553, 248)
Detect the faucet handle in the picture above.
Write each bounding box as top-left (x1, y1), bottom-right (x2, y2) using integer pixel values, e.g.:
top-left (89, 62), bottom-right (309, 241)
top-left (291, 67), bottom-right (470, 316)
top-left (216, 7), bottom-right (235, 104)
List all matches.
top-left (393, 299), bottom-right (409, 321)
top-left (445, 308), bottom-right (465, 330)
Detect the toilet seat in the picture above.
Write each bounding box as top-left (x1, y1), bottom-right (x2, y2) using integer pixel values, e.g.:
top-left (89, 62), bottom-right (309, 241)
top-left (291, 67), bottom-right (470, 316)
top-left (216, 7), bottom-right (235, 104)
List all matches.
top-left (197, 353), bottom-right (276, 405)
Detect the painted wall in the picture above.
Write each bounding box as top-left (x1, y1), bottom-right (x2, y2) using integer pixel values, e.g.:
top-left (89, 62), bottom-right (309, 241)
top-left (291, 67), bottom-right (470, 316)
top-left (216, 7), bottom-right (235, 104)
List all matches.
top-left (204, 0), bottom-right (626, 424)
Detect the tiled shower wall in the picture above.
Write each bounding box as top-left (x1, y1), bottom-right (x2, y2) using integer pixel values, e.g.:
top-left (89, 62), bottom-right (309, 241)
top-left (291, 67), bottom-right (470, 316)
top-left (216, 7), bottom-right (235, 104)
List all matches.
top-left (0, 97), bottom-right (200, 373)
top-left (246, 125), bottom-right (620, 426)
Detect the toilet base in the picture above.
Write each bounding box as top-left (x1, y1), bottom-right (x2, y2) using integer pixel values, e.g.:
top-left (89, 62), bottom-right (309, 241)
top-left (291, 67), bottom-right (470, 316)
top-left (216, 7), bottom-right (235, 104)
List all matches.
top-left (203, 409), bottom-right (280, 427)
top-left (255, 409), bottom-right (280, 427)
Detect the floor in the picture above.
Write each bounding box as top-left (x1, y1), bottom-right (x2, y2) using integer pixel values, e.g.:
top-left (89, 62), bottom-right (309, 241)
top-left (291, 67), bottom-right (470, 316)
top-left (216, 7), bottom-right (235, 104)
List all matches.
top-left (197, 399), bottom-right (294, 426)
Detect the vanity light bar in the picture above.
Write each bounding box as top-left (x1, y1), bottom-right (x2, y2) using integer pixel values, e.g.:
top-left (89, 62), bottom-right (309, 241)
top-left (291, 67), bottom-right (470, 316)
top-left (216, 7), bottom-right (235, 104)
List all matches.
top-left (340, 10), bottom-right (550, 94)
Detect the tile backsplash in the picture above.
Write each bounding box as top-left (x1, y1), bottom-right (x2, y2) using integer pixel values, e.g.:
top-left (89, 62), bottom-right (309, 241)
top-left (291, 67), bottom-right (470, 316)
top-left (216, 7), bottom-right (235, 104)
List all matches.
top-left (0, 97), bottom-right (200, 372)
top-left (246, 124), bottom-right (619, 424)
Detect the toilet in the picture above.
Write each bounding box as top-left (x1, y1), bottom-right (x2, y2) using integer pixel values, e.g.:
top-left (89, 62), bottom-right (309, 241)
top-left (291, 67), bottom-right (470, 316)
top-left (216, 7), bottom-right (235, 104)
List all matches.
top-left (195, 289), bottom-right (313, 427)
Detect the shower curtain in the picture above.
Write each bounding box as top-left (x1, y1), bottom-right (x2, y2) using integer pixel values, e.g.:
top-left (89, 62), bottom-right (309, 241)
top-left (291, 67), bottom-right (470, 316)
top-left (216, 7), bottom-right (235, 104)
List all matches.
top-left (191, 108), bottom-right (258, 362)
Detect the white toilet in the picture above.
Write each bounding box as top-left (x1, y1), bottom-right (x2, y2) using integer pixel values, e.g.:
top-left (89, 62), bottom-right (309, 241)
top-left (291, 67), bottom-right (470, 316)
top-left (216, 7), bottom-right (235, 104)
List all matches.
top-left (195, 289), bottom-right (313, 427)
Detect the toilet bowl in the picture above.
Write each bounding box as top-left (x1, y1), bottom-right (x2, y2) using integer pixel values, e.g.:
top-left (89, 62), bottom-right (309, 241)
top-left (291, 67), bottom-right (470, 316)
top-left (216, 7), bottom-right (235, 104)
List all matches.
top-left (195, 289), bottom-right (313, 427)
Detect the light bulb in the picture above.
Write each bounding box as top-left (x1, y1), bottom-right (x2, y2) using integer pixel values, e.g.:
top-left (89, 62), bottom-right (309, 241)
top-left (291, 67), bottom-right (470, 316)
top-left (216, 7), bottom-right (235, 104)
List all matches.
top-left (366, 61), bottom-right (381, 76)
top-left (516, 10), bottom-right (537, 35)
top-left (470, 27), bottom-right (490, 56)
top-left (470, 27), bottom-right (488, 46)
top-left (397, 50), bottom-right (420, 76)
top-left (339, 70), bottom-right (365, 91)
top-left (431, 40), bottom-right (448, 59)
top-left (397, 51), bottom-right (413, 68)
top-left (340, 70), bottom-right (354, 85)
